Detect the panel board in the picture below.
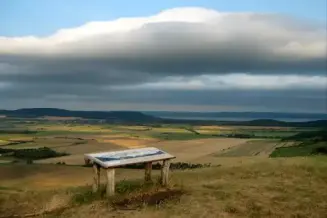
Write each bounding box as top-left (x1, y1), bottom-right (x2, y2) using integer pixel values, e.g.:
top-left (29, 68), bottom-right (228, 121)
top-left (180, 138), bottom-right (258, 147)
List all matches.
top-left (84, 147), bottom-right (175, 168)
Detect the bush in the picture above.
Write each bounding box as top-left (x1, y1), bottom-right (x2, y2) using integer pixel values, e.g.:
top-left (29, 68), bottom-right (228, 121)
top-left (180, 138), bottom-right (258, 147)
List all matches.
top-left (312, 146), bottom-right (327, 155)
top-left (0, 147), bottom-right (68, 160)
top-left (0, 129), bottom-right (37, 134)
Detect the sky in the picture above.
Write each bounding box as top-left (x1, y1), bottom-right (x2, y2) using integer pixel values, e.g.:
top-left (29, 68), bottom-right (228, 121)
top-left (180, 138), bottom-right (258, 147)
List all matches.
top-left (0, 0), bottom-right (326, 112)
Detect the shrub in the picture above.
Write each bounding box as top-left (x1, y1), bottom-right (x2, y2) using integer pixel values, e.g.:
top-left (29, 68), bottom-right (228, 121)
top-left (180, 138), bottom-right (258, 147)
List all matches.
top-left (312, 146), bottom-right (327, 155)
top-left (0, 147), bottom-right (68, 160)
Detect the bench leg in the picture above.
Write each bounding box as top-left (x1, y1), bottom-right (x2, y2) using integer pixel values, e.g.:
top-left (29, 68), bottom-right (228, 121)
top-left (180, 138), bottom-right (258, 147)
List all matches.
top-left (144, 162), bottom-right (152, 182)
top-left (92, 164), bottom-right (100, 192)
top-left (106, 168), bottom-right (115, 196)
top-left (161, 160), bottom-right (171, 186)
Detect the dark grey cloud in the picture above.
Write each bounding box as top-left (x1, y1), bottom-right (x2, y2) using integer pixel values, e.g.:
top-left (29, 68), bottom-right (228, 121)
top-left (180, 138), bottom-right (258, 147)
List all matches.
top-left (0, 7), bottom-right (326, 112)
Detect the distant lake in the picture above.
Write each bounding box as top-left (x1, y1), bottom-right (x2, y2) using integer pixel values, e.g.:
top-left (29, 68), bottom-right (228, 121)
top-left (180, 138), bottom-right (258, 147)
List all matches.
top-left (158, 116), bottom-right (321, 122)
top-left (143, 111), bottom-right (327, 122)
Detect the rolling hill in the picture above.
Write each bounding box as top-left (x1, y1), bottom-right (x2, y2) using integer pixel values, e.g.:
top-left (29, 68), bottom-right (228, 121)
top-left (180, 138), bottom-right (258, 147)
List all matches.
top-left (1, 108), bottom-right (326, 127)
top-left (0, 108), bottom-right (160, 123)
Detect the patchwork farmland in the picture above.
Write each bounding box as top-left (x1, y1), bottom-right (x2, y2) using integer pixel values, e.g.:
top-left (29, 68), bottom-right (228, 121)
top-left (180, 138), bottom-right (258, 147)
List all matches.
top-left (0, 116), bottom-right (326, 217)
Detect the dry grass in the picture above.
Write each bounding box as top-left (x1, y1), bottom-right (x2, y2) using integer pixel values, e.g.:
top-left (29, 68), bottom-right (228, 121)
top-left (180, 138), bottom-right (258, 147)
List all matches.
top-left (62, 157), bottom-right (327, 218)
top-left (1, 157), bottom-right (326, 218)
top-left (0, 164), bottom-right (159, 190)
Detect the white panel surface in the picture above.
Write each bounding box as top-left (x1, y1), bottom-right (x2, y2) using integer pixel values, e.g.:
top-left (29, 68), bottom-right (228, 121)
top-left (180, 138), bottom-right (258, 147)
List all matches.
top-left (84, 147), bottom-right (175, 168)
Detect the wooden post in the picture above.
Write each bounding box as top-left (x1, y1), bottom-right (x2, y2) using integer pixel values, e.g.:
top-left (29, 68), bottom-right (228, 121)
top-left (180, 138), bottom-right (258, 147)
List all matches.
top-left (92, 164), bottom-right (100, 193)
top-left (144, 162), bottom-right (152, 182)
top-left (106, 168), bottom-right (115, 196)
top-left (161, 159), bottom-right (171, 186)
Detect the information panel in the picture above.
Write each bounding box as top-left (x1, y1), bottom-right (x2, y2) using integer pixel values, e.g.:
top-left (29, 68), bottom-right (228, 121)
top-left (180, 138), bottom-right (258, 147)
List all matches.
top-left (84, 147), bottom-right (175, 168)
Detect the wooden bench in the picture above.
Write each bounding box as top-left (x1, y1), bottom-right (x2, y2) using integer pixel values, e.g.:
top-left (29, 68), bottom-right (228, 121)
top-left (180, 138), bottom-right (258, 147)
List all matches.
top-left (84, 147), bottom-right (175, 196)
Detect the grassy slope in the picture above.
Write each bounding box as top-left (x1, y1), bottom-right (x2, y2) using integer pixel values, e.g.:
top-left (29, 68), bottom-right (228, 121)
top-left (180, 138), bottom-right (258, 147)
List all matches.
top-left (1, 157), bottom-right (327, 218)
top-left (270, 141), bottom-right (327, 157)
top-left (215, 140), bottom-right (280, 157)
top-left (270, 129), bottom-right (327, 157)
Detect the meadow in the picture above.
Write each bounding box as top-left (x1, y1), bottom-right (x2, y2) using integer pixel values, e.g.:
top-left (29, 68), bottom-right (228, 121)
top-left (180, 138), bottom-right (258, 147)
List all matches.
top-left (0, 117), bottom-right (326, 217)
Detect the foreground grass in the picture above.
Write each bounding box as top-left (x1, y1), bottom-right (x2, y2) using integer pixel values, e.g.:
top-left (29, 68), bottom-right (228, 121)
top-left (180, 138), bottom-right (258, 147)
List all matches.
top-left (1, 157), bottom-right (327, 218)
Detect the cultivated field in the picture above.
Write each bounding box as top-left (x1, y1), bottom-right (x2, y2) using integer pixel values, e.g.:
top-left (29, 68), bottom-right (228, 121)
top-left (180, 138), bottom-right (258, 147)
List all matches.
top-left (1, 117), bottom-right (326, 217)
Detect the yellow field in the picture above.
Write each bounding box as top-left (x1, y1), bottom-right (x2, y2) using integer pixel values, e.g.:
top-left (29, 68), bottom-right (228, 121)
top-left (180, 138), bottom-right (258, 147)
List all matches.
top-left (102, 138), bottom-right (159, 148)
top-left (195, 125), bottom-right (232, 130)
top-left (39, 116), bottom-right (83, 121)
top-left (195, 129), bottom-right (219, 134)
top-left (6, 136), bottom-right (34, 142)
top-left (29, 124), bottom-right (112, 133)
top-left (150, 127), bottom-right (189, 133)
top-left (0, 139), bottom-right (8, 145)
top-left (114, 125), bottom-right (150, 131)
top-left (96, 134), bottom-right (149, 140)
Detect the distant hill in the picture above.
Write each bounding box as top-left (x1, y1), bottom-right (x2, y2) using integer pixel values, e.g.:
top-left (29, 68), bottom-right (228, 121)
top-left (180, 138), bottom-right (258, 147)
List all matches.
top-left (0, 108), bottom-right (326, 127)
top-left (219, 119), bottom-right (327, 127)
top-left (144, 111), bottom-right (327, 121)
top-left (0, 108), bottom-right (159, 123)
top-left (161, 118), bottom-right (327, 128)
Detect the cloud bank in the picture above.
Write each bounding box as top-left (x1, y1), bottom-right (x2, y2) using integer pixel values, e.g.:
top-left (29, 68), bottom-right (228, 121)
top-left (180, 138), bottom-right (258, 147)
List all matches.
top-left (0, 7), bottom-right (326, 112)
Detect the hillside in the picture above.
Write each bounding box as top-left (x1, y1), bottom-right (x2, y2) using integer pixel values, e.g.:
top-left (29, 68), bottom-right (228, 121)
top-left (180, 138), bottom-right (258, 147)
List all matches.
top-left (163, 118), bottom-right (327, 128)
top-left (145, 111), bottom-right (327, 120)
top-left (0, 108), bottom-right (159, 123)
top-left (220, 119), bottom-right (327, 127)
top-left (1, 157), bottom-right (326, 217)
top-left (271, 129), bottom-right (327, 157)
top-left (1, 109), bottom-right (326, 128)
